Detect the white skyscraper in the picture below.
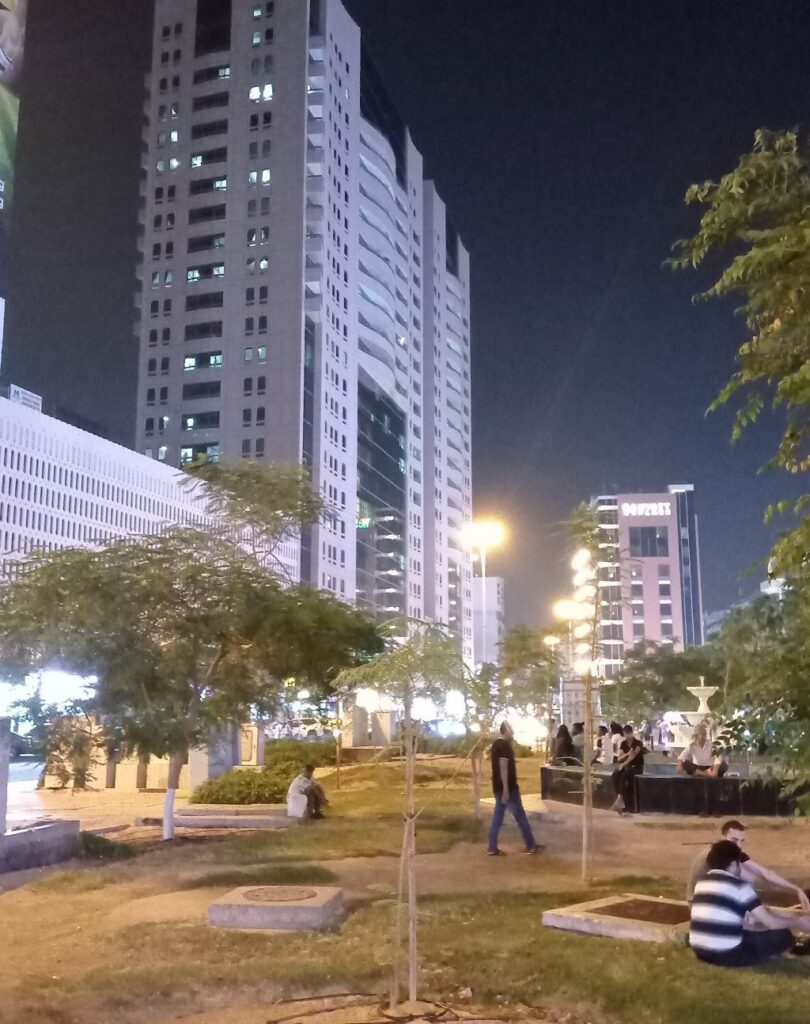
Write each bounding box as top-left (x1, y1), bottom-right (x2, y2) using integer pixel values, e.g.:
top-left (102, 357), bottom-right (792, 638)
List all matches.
top-left (134, 0), bottom-right (473, 658)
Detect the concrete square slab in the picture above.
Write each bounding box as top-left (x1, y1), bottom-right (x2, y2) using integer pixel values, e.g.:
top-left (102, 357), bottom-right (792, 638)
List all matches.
top-left (208, 884), bottom-right (344, 930)
top-left (542, 892), bottom-right (690, 944)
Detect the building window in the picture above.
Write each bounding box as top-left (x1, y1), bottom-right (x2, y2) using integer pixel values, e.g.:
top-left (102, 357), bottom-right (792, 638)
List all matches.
top-left (184, 351), bottom-right (223, 371)
top-left (243, 408), bottom-right (252, 426)
top-left (629, 526), bottom-right (669, 558)
top-left (147, 359), bottom-right (157, 375)
top-left (257, 375), bottom-right (266, 394)
top-left (245, 317), bottom-right (254, 334)
top-left (146, 388), bottom-right (156, 404)
top-left (256, 437), bottom-right (265, 457)
top-left (244, 347), bottom-right (253, 362)
top-left (246, 287), bottom-right (255, 304)
top-left (145, 417), bottom-right (155, 434)
top-left (242, 439), bottom-right (252, 457)
top-left (244, 377), bottom-right (253, 395)
top-left (256, 406), bottom-right (265, 425)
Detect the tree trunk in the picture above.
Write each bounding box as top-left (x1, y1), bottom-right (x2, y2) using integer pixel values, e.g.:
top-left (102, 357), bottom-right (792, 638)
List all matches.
top-left (581, 673), bottom-right (594, 883)
top-left (336, 729), bottom-right (342, 792)
top-left (405, 720), bottom-right (418, 1003)
top-left (471, 749), bottom-right (482, 819)
top-left (162, 750), bottom-right (185, 841)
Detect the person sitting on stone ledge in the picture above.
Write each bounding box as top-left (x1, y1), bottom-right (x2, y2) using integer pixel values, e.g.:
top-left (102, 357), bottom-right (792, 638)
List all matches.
top-left (677, 724), bottom-right (728, 778)
top-left (690, 840), bottom-right (810, 967)
top-left (286, 764), bottom-right (329, 820)
top-left (687, 819), bottom-right (810, 910)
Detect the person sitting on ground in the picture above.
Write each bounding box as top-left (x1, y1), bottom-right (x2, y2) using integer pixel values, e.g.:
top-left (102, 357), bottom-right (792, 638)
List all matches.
top-left (686, 819), bottom-right (810, 910)
top-left (611, 724), bottom-right (645, 814)
top-left (552, 723), bottom-right (575, 762)
top-left (677, 723), bottom-right (728, 778)
top-left (690, 840), bottom-right (810, 967)
top-left (286, 764), bottom-right (329, 820)
top-left (571, 721), bottom-right (585, 761)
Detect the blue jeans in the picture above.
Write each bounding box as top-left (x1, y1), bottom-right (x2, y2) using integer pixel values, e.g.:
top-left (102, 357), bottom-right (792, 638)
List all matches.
top-left (488, 790), bottom-right (537, 852)
top-left (695, 928), bottom-right (793, 967)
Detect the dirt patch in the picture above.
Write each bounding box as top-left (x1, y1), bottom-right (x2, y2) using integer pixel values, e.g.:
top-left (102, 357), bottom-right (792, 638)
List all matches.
top-left (595, 898), bottom-right (690, 925)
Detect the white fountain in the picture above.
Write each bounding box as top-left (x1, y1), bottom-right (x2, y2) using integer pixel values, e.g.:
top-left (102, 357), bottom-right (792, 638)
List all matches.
top-left (667, 677), bottom-right (719, 753)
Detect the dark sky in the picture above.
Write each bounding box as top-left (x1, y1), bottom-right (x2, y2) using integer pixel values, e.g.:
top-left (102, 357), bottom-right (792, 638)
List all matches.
top-left (4, 0), bottom-right (809, 627)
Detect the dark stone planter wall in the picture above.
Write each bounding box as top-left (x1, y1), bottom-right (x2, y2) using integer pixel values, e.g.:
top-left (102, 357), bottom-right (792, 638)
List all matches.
top-left (540, 765), bottom-right (795, 816)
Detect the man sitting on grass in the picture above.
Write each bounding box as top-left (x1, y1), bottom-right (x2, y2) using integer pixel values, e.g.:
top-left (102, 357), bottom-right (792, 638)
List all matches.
top-left (690, 840), bottom-right (810, 967)
top-left (686, 819), bottom-right (810, 910)
top-left (286, 764), bottom-right (329, 820)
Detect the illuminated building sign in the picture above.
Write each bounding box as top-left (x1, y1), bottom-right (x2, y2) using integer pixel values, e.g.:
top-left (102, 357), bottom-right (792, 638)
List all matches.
top-left (621, 501), bottom-right (672, 518)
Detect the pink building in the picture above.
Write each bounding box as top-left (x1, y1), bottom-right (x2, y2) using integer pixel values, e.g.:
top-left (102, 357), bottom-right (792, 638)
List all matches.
top-left (596, 485), bottom-right (703, 678)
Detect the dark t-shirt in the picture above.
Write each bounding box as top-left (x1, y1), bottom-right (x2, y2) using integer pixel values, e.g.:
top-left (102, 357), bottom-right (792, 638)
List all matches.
top-left (490, 737), bottom-right (518, 795)
top-left (619, 737), bottom-right (645, 773)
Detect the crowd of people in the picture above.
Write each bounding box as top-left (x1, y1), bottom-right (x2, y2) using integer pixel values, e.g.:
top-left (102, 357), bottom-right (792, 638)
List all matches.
top-left (548, 719), bottom-right (730, 815)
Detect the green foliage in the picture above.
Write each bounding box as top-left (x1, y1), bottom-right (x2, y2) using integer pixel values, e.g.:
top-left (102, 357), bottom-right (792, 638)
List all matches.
top-left (264, 737), bottom-right (336, 769)
top-left (609, 641), bottom-right (719, 722)
top-left (79, 832), bottom-right (138, 861)
top-left (499, 624), bottom-right (556, 718)
top-left (671, 129), bottom-right (810, 572)
top-left (336, 620), bottom-right (464, 713)
top-left (183, 460), bottom-right (323, 579)
top-left (190, 767), bottom-right (289, 805)
top-left (43, 707), bottom-right (102, 790)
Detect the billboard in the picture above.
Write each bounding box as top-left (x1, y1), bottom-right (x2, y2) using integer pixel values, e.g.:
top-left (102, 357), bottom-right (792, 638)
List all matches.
top-left (0, 0), bottom-right (25, 369)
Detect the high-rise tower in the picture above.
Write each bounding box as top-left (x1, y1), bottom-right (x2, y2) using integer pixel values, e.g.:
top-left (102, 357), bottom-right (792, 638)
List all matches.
top-left (135, 0), bottom-right (473, 659)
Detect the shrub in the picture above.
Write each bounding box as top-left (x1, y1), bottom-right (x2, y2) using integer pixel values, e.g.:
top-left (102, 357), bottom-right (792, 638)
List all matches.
top-left (265, 738), bottom-right (336, 771)
top-left (191, 767), bottom-right (289, 805)
top-left (79, 832), bottom-right (137, 860)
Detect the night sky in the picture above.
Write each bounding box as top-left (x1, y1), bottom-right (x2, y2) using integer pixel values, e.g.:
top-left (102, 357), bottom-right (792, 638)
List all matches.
top-left (4, 0), bottom-right (809, 627)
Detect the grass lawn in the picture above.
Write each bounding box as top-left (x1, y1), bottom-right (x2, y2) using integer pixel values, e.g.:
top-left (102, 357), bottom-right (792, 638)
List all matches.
top-left (3, 757), bottom-right (810, 1024)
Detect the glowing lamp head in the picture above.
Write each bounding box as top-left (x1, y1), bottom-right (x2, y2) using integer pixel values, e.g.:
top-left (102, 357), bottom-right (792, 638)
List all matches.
top-left (571, 548), bottom-right (593, 572)
top-left (462, 519), bottom-right (506, 552)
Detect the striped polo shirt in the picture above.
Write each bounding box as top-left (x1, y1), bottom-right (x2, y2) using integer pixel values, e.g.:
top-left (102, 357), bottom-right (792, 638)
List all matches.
top-left (690, 869), bottom-right (761, 958)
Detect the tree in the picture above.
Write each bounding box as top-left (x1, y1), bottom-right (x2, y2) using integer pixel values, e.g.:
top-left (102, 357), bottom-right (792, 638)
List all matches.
top-left (609, 641), bottom-right (717, 723)
top-left (0, 469), bottom-right (377, 838)
top-left (184, 460), bottom-right (324, 579)
top-left (499, 624), bottom-right (557, 755)
top-left (671, 128), bottom-right (810, 572)
top-left (335, 623), bottom-right (463, 1007)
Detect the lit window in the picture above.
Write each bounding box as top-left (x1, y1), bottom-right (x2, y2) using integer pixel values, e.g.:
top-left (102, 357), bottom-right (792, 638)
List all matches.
top-left (252, 31), bottom-right (261, 46)
top-left (151, 271), bottom-right (161, 287)
top-left (169, 157), bottom-right (179, 171)
top-left (156, 159), bottom-right (166, 174)
top-left (261, 168), bottom-right (271, 184)
top-left (187, 268), bottom-right (200, 283)
top-left (170, 130), bottom-right (179, 143)
top-left (244, 347), bottom-right (254, 362)
top-left (247, 228), bottom-right (257, 245)
top-left (257, 344), bottom-right (267, 360)
top-left (248, 170), bottom-right (258, 184)
top-left (259, 257), bottom-right (269, 272)
top-left (249, 86), bottom-right (261, 102)
top-left (164, 270), bottom-right (174, 286)
top-left (263, 83), bottom-right (273, 101)
top-left (252, 5), bottom-right (261, 17)
top-left (191, 154), bottom-right (203, 168)
top-left (214, 177), bottom-right (227, 191)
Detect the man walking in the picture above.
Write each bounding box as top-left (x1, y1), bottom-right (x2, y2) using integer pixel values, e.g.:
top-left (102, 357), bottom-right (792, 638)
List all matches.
top-left (487, 721), bottom-right (542, 856)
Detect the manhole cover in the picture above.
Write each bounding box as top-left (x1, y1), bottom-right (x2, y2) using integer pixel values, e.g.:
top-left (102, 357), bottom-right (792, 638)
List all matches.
top-left (243, 886), bottom-right (317, 903)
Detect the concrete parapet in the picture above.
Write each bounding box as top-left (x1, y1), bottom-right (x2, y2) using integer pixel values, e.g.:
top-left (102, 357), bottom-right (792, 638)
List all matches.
top-left (0, 819), bottom-right (81, 872)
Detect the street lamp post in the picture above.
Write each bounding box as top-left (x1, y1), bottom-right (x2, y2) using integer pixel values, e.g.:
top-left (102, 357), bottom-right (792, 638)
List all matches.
top-left (462, 519), bottom-right (506, 670)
